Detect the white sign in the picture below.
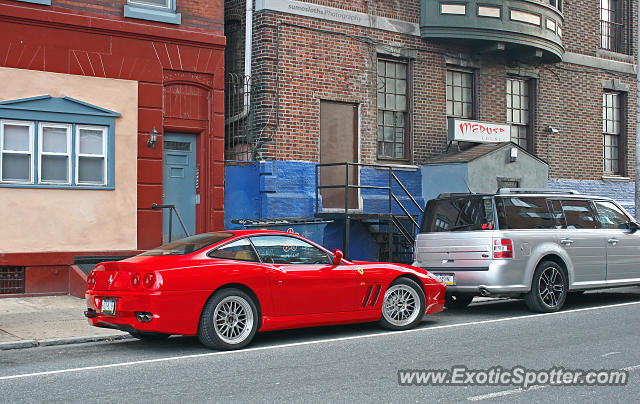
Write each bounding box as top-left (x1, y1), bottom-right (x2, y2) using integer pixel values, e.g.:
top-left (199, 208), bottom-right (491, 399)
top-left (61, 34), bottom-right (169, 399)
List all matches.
top-left (447, 118), bottom-right (511, 143)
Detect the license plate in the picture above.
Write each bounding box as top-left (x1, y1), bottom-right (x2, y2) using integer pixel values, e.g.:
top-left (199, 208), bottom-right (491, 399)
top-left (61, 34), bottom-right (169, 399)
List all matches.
top-left (434, 273), bottom-right (455, 285)
top-left (100, 298), bottom-right (116, 315)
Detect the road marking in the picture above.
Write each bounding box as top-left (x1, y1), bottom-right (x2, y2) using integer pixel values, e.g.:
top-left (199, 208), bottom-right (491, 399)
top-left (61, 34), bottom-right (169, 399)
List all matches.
top-left (601, 351), bottom-right (621, 357)
top-left (467, 385), bottom-right (546, 401)
top-left (1, 300), bottom-right (639, 381)
top-left (468, 363), bottom-right (640, 401)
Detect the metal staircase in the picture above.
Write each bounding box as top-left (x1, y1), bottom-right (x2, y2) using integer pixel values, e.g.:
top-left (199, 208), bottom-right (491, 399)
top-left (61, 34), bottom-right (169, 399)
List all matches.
top-left (315, 162), bottom-right (423, 264)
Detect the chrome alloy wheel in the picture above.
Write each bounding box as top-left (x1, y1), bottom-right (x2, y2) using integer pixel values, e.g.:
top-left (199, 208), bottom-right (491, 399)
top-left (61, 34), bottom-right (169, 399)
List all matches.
top-left (213, 296), bottom-right (254, 345)
top-left (382, 284), bottom-right (421, 327)
top-left (538, 266), bottom-right (565, 308)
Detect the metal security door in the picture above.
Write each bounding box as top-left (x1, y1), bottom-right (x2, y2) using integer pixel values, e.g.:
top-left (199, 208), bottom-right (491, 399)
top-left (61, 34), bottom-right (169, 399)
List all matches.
top-left (163, 133), bottom-right (197, 242)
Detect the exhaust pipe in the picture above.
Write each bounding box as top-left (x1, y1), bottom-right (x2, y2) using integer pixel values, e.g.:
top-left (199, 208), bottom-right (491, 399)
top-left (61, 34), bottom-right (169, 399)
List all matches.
top-left (479, 287), bottom-right (491, 297)
top-left (135, 312), bottom-right (153, 323)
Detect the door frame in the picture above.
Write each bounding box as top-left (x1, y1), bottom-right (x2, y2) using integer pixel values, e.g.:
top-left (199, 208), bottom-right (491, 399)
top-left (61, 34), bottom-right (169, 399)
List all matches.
top-left (319, 100), bottom-right (362, 212)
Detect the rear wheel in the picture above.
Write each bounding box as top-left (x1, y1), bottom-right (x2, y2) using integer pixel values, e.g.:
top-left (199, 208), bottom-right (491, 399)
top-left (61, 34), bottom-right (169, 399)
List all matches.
top-left (128, 331), bottom-right (170, 341)
top-left (378, 278), bottom-right (426, 331)
top-left (198, 288), bottom-right (258, 350)
top-left (524, 261), bottom-right (568, 313)
top-left (444, 293), bottom-right (474, 309)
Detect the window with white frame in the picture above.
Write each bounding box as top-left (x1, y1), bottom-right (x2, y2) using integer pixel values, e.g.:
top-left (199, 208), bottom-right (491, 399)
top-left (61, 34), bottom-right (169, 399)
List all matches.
top-left (446, 70), bottom-right (473, 119)
top-left (77, 126), bottom-right (107, 185)
top-left (1, 121), bottom-right (33, 183)
top-left (506, 79), bottom-right (532, 149)
top-left (124, 0), bottom-right (181, 24)
top-left (129, 0), bottom-right (171, 9)
top-left (0, 120), bottom-right (109, 187)
top-left (602, 92), bottom-right (623, 174)
top-left (39, 123), bottom-right (71, 184)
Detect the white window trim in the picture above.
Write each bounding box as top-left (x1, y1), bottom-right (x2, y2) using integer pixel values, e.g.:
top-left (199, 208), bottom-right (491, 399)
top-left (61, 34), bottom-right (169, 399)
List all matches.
top-left (75, 125), bottom-right (108, 186)
top-left (38, 122), bottom-right (72, 185)
top-left (128, 0), bottom-right (171, 10)
top-left (0, 119), bottom-right (34, 184)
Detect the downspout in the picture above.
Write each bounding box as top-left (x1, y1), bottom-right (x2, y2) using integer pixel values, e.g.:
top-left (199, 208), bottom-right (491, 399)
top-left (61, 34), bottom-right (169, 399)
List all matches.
top-left (226, 0), bottom-right (253, 125)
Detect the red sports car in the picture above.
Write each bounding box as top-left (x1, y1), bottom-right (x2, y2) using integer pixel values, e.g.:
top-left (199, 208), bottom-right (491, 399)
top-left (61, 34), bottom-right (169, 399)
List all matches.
top-left (85, 230), bottom-right (445, 350)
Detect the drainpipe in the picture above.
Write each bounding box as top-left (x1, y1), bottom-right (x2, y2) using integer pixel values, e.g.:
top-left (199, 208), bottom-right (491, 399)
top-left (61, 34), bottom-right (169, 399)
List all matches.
top-left (636, 0), bottom-right (639, 219)
top-left (226, 0), bottom-right (253, 125)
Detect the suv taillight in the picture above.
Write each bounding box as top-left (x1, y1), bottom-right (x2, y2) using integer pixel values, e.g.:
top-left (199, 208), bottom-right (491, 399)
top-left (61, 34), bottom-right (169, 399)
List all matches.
top-left (493, 238), bottom-right (513, 259)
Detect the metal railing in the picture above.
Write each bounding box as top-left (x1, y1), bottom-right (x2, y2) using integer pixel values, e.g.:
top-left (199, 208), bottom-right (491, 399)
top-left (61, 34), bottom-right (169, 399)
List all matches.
top-left (151, 203), bottom-right (190, 243)
top-left (315, 162), bottom-right (424, 260)
top-left (601, 20), bottom-right (629, 54)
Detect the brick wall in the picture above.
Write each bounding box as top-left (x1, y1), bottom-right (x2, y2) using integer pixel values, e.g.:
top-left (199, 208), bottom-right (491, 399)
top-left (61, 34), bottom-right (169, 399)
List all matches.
top-left (230, 0), bottom-right (637, 186)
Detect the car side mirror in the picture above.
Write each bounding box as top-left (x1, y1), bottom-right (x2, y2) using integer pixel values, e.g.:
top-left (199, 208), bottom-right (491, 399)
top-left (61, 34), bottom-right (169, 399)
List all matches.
top-left (333, 249), bottom-right (343, 265)
top-left (629, 221), bottom-right (639, 234)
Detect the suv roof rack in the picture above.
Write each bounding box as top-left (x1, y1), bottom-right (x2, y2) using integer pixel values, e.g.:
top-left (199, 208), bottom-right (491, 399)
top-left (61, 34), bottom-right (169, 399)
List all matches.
top-left (498, 188), bottom-right (580, 195)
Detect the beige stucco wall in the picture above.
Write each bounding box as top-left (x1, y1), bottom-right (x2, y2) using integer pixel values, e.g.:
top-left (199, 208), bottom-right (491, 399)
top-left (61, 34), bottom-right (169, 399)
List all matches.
top-left (0, 67), bottom-right (138, 253)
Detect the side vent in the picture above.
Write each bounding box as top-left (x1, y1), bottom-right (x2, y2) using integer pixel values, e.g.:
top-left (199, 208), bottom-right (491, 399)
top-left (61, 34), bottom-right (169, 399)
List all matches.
top-left (370, 285), bottom-right (382, 306)
top-left (362, 285), bottom-right (373, 307)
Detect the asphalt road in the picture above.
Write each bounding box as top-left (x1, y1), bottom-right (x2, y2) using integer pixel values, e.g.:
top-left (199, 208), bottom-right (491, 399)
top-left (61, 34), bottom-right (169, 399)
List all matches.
top-left (1, 287), bottom-right (639, 403)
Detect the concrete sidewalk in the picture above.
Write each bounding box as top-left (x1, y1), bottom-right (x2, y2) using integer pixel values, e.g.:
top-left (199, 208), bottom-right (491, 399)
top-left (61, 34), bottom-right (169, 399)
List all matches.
top-left (0, 295), bottom-right (129, 350)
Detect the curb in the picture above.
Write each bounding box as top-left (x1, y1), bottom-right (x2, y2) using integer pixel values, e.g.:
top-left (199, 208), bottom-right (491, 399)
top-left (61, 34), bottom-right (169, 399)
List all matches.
top-left (0, 334), bottom-right (131, 351)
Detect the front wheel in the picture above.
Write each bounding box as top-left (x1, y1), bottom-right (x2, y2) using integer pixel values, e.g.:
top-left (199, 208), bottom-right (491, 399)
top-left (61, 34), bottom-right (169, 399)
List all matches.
top-left (378, 278), bottom-right (426, 331)
top-left (524, 261), bottom-right (568, 313)
top-left (198, 288), bottom-right (259, 350)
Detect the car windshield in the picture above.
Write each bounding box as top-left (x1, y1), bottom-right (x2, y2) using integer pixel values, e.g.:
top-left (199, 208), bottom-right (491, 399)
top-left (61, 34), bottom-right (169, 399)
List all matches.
top-left (140, 233), bottom-right (234, 256)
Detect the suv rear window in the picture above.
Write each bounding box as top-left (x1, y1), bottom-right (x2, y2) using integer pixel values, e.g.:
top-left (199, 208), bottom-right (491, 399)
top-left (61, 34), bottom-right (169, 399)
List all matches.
top-left (495, 197), bottom-right (554, 229)
top-left (421, 197), bottom-right (494, 232)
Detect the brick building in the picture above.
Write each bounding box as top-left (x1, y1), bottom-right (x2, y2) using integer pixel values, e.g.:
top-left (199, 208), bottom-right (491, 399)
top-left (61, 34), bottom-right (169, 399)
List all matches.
top-left (0, 0), bottom-right (225, 295)
top-left (223, 0), bottom-right (637, 260)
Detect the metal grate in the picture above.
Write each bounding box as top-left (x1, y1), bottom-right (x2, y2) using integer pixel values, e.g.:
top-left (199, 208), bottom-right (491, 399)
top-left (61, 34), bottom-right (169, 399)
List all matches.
top-left (0, 266), bottom-right (25, 294)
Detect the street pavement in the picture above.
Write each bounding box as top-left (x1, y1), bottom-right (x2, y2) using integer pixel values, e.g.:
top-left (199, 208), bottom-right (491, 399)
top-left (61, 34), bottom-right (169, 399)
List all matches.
top-left (0, 287), bottom-right (639, 403)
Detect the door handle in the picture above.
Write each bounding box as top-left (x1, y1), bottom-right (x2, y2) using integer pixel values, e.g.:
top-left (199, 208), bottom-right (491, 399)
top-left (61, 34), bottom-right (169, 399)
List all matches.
top-left (608, 238), bottom-right (619, 245)
top-left (560, 239), bottom-right (574, 246)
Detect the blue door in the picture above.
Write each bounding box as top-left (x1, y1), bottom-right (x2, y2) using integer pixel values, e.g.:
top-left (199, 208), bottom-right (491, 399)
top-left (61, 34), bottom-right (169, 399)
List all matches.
top-left (162, 133), bottom-right (197, 243)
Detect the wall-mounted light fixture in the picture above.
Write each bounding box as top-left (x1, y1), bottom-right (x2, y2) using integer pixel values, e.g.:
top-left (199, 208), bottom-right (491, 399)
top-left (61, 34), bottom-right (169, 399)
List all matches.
top-left (546, 125), bottom-right (559, 134)
top-left (510, 147), bottom-right (518, 163)
top-left (147, 127), bottom-right (159, 147)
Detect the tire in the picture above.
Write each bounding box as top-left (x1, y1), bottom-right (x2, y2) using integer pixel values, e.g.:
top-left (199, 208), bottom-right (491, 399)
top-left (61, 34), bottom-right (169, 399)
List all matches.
top-left (198, 288), bottom-right (259, 350)
top-left (444, 293), bottom-right (474, 309)
top-left (524, 261), bottom-right (568, 313)
top-left (378, 277), bottom-right (426, 331)
top-left (128, 331), bottom-right (171, 341)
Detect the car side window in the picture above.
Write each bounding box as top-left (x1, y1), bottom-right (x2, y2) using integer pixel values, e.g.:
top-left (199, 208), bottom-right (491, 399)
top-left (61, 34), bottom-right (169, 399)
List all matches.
top-left (249, 236), bottom-right (332, 265)
top-left (209, 238), bottom-right (260, 262)
top-left (495, 197), bottom-right (554, 229)
top-left (560, 200), bottom-right (598, 229)
top-left (594, 201), bottom-right (630, 230)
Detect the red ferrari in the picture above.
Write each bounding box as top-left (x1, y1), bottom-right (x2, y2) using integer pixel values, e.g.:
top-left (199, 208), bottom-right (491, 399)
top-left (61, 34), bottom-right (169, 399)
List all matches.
top-left (85, 230), bottom-right (445, 350)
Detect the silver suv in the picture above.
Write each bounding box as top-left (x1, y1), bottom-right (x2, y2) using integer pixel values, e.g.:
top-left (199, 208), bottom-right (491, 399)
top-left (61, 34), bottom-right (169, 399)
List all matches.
top-left (413, 189), bottom-right (640, 313)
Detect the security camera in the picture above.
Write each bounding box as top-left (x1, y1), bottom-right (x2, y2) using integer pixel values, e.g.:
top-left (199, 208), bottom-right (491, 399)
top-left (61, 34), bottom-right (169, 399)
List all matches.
top-left (546, 125), bottom-right (559, 134)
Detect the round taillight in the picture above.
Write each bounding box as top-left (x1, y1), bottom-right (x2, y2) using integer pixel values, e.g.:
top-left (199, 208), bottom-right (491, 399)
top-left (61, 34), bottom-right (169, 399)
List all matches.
top-left (142, 273), bottom-right (156, 288)
top-left (87, 274), bottom-right (96, 289)
top-left (131, 273), bottom-right (141, 288)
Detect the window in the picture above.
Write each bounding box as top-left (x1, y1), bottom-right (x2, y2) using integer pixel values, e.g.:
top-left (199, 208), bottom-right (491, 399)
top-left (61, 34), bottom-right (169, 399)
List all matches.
top-left (602, 92), bottom-right (622, 174)
top-left (140, 233), bottom-right (234, 256)
top-left (250, 236), bottom-right (332, 265)
top-left (506, 79), bottom-right (532, 150)
top-left (210, 238), bottom-right (259, 262)
top-left (0, 121), bottom-right (33, 183)
top-left (560, 200), bottom-right (597, 229)
top-left (495, 197), bottom-right (554, 230)
top-left (600, 0), bottom-right (630, 53)
top-left (594, 201), bottom-right (630, 229)
top-left (124, 0), bottom-right (181, 25)
top-left (421, 197), bottom-right (494, 233)
top-left (39, 123), bottom-right (71, 184)
top-left (446, 70), bottom-right (473, 119)
top-left (0, 95), bottom-right (120, 189)
top-left (377, 59), bottom-right (409, 160)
